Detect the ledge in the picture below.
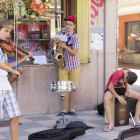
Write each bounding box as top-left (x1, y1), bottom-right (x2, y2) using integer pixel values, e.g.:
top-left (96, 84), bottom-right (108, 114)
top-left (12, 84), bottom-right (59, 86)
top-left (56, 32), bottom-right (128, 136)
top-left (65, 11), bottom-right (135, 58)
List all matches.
top-left (22, 64), bottom-right (57, 67)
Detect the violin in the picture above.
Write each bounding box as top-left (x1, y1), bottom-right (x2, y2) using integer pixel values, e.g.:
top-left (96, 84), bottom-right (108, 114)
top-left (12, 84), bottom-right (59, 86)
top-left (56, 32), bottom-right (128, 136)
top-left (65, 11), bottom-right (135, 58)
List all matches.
top-left (0, 39), bottom-right (35, 61)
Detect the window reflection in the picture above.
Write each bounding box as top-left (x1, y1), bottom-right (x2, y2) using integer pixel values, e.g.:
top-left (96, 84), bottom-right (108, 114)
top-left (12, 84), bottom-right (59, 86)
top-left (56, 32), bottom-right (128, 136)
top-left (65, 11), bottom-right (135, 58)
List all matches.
top-left (127, 21), bottom-right (140, 52)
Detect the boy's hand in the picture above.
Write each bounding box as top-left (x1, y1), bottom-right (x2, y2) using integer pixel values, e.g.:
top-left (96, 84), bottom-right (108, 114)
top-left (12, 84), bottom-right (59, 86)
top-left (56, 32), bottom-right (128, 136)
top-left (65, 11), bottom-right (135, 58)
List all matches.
top-left (118, 96), bottom-right (127, 105)
top-left (12, 70), bottom-right (20, 77)
top-left (24, 52), bottom-right (33, 60)
top-left (125, 89), bottom-right (131, 97)
top-left (52, 38), bottom-right (61, 43)
top-left (59, 42), bottom-right (66, 49)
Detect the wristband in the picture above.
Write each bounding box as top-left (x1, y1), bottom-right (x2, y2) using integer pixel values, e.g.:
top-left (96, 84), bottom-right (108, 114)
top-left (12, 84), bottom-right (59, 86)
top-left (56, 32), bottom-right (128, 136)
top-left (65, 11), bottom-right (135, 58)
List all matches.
top-left (118, 96), bottom-right (120, 100)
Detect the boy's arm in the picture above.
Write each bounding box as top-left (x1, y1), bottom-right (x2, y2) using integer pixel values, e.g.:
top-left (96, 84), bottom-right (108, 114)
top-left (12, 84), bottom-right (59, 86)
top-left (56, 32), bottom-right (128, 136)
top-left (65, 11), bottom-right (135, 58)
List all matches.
top-left (5, 52), bottom-right (32, 68)
top-left (60, 42), bottom-right (78, 56)
top-left (0, 61), bottom-right (20, 76)
top-left (124, 82), bottom-right (131, 97)
top-left (108, 82), bottom-right (127, 105)
top-left (50, 38), bottom-right (60, 48)
top-left (108, 82), bottom-right (120, 99)
top-left (59, 35), bottom-right (80, 56)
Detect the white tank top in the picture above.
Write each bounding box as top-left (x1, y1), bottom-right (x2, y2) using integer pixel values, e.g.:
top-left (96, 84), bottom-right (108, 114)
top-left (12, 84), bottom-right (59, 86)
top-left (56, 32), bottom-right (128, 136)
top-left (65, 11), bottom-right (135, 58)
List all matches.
top-left (0, 48), bottom-right (12, 90)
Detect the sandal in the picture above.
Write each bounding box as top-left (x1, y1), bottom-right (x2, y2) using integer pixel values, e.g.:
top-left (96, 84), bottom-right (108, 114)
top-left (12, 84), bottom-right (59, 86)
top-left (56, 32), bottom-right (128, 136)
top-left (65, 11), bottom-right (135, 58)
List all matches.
top-left (135, 123), bottom-right (140, 126)
top-left (104, 126), bottom-right (114, 132)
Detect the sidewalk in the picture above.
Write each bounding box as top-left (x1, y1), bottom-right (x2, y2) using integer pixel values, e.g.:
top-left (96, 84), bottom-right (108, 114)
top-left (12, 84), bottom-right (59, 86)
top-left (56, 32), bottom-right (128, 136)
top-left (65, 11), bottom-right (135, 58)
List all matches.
top-left (0, 110), bottom-right (135, 140)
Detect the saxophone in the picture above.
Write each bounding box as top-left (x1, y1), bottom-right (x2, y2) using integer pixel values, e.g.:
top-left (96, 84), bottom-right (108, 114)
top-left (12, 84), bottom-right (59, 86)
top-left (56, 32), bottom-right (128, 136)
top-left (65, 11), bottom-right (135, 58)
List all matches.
top-left (56, 44), bottom-right (65, 68)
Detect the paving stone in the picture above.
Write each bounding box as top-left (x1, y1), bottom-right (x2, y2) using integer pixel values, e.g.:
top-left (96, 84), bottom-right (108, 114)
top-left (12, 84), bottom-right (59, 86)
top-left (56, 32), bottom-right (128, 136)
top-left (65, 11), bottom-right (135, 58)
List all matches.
top-left (19, 122), bottom-right (44, 129)
top-left (24, 127), bottom-right (49, 134)
top-left (97, 130), bottom-right (120, 140)
top-left (0, 134), bottom-right (7, 139)
top-left (19, 117), bottom-right (33, 123)
top-left (18, 136), bottom-right (28, 140)
top-left (76, 112), bottom-right (93, 116)
top-left (75, 134), bottom-right (109, 140)
top-left (90, 119), bottom-right (105, 125)
top-left (77, 115), bottom-right (103, 121)
top-left (26, 115), bottom-right (52, 121)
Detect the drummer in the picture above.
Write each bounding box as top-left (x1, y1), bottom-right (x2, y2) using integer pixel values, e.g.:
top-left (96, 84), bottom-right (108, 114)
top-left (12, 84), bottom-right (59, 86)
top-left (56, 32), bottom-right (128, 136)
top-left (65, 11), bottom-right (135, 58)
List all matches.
top-left (50, 15), bottom-right (81, 116)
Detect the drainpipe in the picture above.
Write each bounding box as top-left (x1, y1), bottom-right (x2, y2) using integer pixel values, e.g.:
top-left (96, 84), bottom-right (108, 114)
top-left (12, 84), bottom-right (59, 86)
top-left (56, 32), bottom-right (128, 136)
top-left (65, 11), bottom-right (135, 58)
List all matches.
top-left (116, 0), bottom-right (119, 70)
top-left (104, 0), bottom-right (107, 90)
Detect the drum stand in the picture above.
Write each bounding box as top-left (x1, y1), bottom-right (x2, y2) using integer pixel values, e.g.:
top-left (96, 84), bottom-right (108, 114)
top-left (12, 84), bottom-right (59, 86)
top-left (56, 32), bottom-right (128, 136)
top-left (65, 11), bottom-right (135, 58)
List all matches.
top-left (51, 81), bottom-right (76, 129)
top-left (54, 91), bottom-right (70, 129)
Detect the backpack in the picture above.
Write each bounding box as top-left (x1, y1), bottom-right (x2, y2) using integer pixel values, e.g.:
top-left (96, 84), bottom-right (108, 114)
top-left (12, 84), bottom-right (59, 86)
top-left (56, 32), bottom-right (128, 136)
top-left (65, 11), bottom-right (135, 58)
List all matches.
top-left (97, 102), bottom-right (104, 116)
top-left (28, 121), bottom-right (90, 140)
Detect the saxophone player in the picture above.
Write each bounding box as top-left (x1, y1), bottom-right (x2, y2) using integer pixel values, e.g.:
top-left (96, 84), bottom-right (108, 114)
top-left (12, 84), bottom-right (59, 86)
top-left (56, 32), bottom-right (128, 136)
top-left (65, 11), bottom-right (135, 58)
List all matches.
top-left (50, 15), bottom-right (81, 116)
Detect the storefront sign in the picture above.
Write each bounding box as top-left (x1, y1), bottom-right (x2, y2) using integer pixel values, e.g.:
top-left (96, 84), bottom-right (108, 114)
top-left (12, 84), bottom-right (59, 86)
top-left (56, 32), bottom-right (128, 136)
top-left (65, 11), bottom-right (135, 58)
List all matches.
top-left (91, 26), bottom-right (103, 50)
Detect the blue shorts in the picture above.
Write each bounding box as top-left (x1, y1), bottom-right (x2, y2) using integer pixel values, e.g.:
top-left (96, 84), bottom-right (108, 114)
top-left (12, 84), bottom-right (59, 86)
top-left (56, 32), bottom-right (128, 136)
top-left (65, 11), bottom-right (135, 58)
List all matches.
top-left (8, 58), bottom-right (21, 69)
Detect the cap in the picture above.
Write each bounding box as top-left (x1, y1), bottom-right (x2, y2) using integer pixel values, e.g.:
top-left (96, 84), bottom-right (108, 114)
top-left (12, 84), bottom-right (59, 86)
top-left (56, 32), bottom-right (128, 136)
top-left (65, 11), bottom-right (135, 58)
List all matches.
top-left (64, 15), bottom-right (76, 24)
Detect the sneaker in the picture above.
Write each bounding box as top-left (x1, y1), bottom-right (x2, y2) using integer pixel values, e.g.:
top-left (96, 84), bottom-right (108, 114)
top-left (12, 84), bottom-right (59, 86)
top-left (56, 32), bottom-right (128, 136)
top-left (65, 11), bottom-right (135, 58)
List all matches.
top-left (57, 111), bottom-right (68, 116)
top-left (69, 110), bottom-right (77, 116)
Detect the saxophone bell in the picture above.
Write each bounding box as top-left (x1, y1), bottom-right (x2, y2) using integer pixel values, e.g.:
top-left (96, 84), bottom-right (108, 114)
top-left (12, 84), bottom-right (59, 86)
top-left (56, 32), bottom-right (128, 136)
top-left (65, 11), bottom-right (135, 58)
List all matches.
top-left (56, 54), bottom-right (63, 61)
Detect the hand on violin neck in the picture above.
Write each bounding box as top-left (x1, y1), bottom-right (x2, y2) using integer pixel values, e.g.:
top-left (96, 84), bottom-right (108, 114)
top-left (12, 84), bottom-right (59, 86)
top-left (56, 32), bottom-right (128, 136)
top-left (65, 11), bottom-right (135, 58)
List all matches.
top-left (23, 52), bottom-right (33, 60)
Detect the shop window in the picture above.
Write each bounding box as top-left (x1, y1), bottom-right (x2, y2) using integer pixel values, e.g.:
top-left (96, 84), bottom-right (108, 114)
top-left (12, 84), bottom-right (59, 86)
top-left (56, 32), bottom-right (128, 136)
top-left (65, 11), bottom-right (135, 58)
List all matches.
top-left (6, 0), bottom-right (65, 65)
top-left (126, 21), bottom-right (140, 53)
top-left (5, 0), bottom-right (90, 64)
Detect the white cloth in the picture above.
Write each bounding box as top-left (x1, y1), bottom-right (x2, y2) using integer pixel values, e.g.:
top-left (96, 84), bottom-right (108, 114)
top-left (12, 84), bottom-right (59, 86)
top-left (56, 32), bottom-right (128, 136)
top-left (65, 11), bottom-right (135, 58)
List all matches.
top-left (0, 48), bottom-right (12, 90)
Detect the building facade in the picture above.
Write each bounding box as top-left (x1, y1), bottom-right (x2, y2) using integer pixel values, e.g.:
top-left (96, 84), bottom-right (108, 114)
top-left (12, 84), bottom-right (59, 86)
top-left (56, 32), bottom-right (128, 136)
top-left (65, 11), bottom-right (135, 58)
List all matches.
top-left (119, 0), bottom-right (140, 64)
top-left (7, 0), bottom-right (117, 116)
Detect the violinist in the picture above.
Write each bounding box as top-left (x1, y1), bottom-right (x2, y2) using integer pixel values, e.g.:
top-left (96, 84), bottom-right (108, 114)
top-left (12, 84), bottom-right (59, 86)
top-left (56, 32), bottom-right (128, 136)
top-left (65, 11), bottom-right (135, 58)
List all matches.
top-left (0, 18), bottom-right (32, 140)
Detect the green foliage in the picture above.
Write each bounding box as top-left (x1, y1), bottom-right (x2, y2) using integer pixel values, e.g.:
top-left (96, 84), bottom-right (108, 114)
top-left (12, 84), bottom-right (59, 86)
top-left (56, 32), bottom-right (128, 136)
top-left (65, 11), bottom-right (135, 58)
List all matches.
top-left (25, 0), bottom-right (40, 16)
top-left (94, 104), bottom-right (97, 110)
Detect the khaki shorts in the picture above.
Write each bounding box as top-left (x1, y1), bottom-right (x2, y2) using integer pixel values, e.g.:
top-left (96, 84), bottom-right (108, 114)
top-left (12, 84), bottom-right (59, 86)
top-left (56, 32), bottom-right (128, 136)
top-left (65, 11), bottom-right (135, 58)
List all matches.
top-left (58, 67), bottom-right (80, 87)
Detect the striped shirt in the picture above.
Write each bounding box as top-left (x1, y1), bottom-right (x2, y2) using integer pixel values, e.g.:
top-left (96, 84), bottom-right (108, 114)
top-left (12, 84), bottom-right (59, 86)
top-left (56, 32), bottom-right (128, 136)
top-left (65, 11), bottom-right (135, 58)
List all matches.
top-left (57, 30), bottom-right (81, 71)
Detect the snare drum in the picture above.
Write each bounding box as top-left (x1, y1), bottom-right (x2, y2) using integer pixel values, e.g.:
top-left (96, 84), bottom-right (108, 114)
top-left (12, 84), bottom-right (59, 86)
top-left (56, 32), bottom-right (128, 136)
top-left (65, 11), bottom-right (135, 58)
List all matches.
top-left (51, 81), bottom-right (76, 92)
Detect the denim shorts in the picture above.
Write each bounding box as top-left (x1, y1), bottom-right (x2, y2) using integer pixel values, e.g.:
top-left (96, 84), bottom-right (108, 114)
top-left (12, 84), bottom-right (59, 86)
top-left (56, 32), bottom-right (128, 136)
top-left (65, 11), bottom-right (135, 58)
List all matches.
top-left (0, 90), bottom-right (21, 119)
top-left (104, 88), bottom-right (126, 95)
top-left (8, 58), bottom-right (21, 69)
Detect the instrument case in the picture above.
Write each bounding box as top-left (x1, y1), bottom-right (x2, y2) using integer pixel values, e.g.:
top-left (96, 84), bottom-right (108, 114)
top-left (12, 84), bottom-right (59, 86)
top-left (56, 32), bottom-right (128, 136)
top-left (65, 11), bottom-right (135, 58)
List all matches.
top-left (116, 126), bottom-right (140, 140)
top-left (28, 123), bottom-right (86, 140)
top-left (115, 111), bottom-right (140, 140)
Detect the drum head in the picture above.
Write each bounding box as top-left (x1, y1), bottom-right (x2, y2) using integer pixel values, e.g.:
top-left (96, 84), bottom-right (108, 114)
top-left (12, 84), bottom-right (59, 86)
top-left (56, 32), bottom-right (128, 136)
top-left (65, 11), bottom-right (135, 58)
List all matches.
top-left (51, 81), bottom-right (76, 92)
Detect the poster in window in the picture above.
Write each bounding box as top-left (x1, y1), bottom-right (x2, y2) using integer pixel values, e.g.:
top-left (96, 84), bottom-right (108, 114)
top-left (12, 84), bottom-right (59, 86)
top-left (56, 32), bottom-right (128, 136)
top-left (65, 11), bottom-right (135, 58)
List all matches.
top-left (91, 26), bottom-right (103, 51)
